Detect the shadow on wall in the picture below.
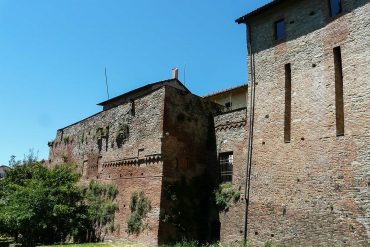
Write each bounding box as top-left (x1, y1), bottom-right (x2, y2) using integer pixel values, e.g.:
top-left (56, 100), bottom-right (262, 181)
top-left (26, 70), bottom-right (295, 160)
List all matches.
top-left (157, 89), bottom-right (221, 244)
top-left (248, 0), bottom-right (369, 54)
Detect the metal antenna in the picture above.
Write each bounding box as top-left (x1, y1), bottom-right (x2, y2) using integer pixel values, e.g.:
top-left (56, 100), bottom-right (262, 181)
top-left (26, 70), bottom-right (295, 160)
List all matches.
top-left (183, 64), bottom-right (186, 85)
top-left (105, 67), bottom-right (110, 100)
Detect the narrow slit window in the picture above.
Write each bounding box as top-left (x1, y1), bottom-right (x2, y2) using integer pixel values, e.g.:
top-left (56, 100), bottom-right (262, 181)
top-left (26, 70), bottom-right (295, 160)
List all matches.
top-left (329, 0), bottom-right (342, 17)
top-left (225, 102), bottom-right (232, 111)
top-left (334, 46), bottom-right (344, 136)
top-left (284, 63), bottom-right (292, 143)
top-left (219, 152), bottom-right (233, 183)
top-left (275, 19), bottom-right (286, 41)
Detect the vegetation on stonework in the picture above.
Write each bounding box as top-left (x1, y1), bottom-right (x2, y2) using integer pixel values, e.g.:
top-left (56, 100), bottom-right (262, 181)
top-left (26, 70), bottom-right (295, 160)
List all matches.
top-left (0, 152), bottom-right (119, 246)
top-left (127, 191), bottom-right (151, 234)
top-left (80, 180), bottom-right (119, 242)
top-left (214, 182), bottom-right (240, 211)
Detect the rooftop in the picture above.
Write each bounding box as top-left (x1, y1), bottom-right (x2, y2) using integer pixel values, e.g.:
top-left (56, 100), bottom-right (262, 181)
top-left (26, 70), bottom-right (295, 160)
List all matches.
top-left (97, 78), bottom-right (190, 109)
top-left (203, 84), bottom-right (248, 98)
top-left (236, 0), bottom-right (289, 24)
top-left (58, 78), bottom-right (190, 131)
top-left (0, 165), bottom-right (10, 174)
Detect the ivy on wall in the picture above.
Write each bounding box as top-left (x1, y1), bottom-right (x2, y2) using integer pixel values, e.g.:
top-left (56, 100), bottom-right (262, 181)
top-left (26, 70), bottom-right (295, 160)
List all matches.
top-left (214, 182), bottom-right (240, 211)
top-left (127, 191), bottom-right (151, 234)
top-left (116, 123), bottom-right (129, 148)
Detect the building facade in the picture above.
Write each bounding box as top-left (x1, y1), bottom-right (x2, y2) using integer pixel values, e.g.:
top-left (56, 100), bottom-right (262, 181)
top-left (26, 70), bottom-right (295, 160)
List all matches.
top-left (236, 0), bottom-right (370, 246)
top-left (205, 85), bottom-right (249, 243)
top-left (49, 79), bottom-right (221, 245)
top-left (49, 0), bottom-right (370, 245)
top-left (0, 165), bottom-right (9, 179)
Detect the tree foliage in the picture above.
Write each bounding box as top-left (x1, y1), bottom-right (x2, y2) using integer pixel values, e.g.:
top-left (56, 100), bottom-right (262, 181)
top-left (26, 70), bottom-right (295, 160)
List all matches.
top-left (0, 161), bottom-right (84, 246)
top-left (0, 154), bottom-right (119, 246)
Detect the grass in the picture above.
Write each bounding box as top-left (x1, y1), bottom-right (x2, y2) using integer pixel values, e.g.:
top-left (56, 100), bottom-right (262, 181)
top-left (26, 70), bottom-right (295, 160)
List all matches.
top-left (43, 242), bottom-right (145, 247)
top-left (0, 236), bottom-right (13, 244)
top-left (43, 243), bottom-right (141, 247)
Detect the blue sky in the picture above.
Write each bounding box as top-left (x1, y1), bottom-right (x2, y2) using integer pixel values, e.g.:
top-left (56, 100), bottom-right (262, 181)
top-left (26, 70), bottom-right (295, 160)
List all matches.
top-left (0, 0), bottom-right (270, 165)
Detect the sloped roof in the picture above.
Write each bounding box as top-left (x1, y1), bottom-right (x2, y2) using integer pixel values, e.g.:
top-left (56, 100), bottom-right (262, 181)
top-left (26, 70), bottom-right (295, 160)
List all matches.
top-left (203, 84), bottom-right (248, 98)
top-left (236, 0), bottom-right (289, 24)
top-left (97, 78), bottom-right (190, 107)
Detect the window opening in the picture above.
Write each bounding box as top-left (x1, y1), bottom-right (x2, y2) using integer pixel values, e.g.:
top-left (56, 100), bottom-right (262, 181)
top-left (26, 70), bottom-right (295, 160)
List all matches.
top-left (219, 152), bottom-right (233, 182)
top-left (284, 63), bottom-right (292, 143)
top-left (275, 19), bottom-right (286, 41)
top-left (329, 0), bottom-right (342, 17)
top-left (334, 46), bottom-right (344, 136)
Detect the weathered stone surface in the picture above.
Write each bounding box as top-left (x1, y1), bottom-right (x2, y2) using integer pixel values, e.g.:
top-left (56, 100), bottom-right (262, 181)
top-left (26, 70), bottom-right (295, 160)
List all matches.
top-left (214, 108), bottom-right (248, 244)
top-left (237, 0), bottom-right (370, 246)
top-left (49, 1), bottom-right (370, 245)
top-left (49, 84), bottom-right (220, 245)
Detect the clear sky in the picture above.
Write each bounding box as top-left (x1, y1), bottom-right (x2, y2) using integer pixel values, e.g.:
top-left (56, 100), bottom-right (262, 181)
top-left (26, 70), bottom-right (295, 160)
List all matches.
top-left (0, 0), bottom-right (270, 165)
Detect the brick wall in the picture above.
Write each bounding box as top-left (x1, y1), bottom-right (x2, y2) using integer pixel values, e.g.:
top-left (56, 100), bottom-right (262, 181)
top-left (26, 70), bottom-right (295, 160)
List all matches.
top-left (49, 87), bottom-right (166, 245)
top-left (158, 86), bottom-right (220, 244)
top-left (242, 0), bottom-right (370, 246)
top-left (49, 85), bottom-right (221, 245)
top-left (214, 108), bottom-right (248, 244)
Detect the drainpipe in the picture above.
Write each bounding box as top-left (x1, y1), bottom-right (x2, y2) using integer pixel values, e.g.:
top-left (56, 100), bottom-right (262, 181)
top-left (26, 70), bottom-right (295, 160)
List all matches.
top-left (244, 22), bottom-right (257, 244)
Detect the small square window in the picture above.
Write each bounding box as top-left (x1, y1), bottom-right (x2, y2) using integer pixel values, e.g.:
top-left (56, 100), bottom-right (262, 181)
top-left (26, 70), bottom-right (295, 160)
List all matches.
top-left (219, 152), bottom-right (233, 182)
top-left (275, 19), bottom-right (286, 41)
top-left (329, 0), bottom-right (342, 17)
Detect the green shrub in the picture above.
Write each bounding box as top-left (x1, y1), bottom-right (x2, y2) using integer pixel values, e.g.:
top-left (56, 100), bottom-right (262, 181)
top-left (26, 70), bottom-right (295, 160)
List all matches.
top-left (0, 158), bottom-right (84, 245)
top-left (127, 191), bottom-right (151, 234)
top-left (214, 182), bottom-right (240, 211)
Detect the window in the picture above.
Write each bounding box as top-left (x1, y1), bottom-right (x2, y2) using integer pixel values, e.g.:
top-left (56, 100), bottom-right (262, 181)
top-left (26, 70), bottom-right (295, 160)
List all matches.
top-left (333, 46), bottom-right (344, 136)
top-left (329, 0), bottom-right (342, 17)
top-left (225, 102), bottom-right (232, 111)
top-left (275, 19), bottom-right (286, 41)
top-left (284, 63), bottom-right (292, 143)
top-left (219, 152), bottom-right (233, 182)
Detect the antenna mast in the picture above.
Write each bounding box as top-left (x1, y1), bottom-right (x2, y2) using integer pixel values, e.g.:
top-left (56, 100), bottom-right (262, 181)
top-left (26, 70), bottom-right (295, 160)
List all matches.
top-left (183, 64), bottom-right (186, 85)
top-left (105, 67), bottom-right (110, 100)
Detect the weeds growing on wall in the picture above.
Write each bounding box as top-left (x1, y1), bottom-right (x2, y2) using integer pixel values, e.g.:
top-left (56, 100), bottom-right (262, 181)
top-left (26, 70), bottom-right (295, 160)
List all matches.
top-left (127, 191), bottom-right (151, 234)
top-left (80, 180), bottom-right (119, 242)
top-left (214, 182), bottom-right (240, 211)
top-left (116, 123), bottom-right (129, 148)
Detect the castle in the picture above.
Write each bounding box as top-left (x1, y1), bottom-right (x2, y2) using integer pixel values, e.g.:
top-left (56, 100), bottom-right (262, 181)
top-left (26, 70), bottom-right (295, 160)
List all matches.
top-left (49, 0), bottom-right (370, 246)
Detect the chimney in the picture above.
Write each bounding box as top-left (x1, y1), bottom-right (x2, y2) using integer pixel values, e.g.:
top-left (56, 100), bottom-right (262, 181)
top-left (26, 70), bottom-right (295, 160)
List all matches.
top-left (172, 68), bottom-right (179, 79)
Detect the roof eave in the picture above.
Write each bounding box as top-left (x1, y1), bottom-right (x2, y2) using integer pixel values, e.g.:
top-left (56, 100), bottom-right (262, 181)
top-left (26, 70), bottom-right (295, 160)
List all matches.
top-left (235, 16), bottom-right (246, 24)
top-left (235, 0), bottom-right (287, 24)
top-left (97, 78), bottom-right (190, 107)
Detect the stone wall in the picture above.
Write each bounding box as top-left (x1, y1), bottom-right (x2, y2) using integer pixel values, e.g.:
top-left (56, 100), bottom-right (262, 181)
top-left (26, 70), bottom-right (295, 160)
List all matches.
top-left (158, 86), bottom-right (220, 244)
top-left (214, 108), bottom-right (248, 244)
top-left (243, 0), bottom-right (370, 246)
top-left (49, 87), bottom-right (166, 245)
top-left (49, 85), bottom-right (222, 245)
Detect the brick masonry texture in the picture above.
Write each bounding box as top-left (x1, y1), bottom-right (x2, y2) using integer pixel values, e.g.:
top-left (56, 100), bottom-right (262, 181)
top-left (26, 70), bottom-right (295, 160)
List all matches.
top-left (48, 0), bottom-right (370, 245)
top-left (241, 0), bottom-right (370, 246)
top-left (214, 108), bottom-right (248, 243)
top-left (49, 87), bottom-right (166, 245)
top-left (49, 85), bottom-right (220, 245)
